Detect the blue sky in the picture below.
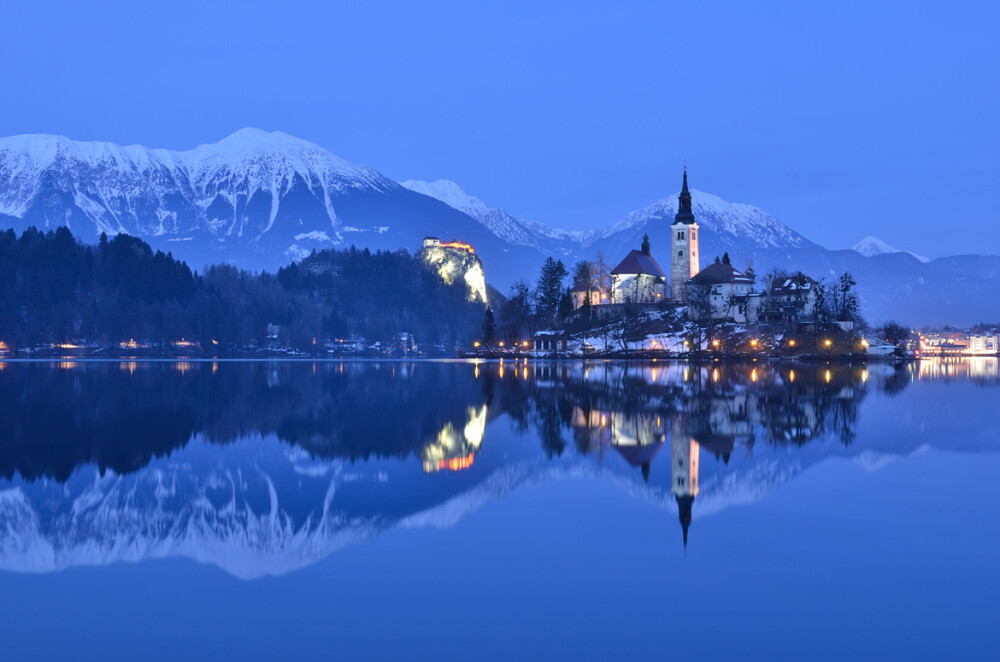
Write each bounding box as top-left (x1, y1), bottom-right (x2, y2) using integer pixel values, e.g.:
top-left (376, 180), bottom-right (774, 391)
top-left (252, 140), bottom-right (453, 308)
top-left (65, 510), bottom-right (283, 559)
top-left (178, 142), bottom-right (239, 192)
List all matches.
top-left (1, 1), bottom-right (997, 257)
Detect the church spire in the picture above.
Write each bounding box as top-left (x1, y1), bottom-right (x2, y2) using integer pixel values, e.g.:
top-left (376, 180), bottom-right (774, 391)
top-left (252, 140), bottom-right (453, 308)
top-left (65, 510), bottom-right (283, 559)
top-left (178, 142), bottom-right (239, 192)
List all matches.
top-left (676, 494), bottom-right (694, 550)
top-left (674, 168), bottom-right (695, 225)
top-left (641, 232), bottom-right (651, 256)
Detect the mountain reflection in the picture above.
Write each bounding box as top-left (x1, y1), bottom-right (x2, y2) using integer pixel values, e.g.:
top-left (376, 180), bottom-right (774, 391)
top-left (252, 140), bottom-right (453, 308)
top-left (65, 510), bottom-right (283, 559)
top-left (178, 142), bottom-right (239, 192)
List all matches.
top-left (0, 358), bottom-right (996, 577)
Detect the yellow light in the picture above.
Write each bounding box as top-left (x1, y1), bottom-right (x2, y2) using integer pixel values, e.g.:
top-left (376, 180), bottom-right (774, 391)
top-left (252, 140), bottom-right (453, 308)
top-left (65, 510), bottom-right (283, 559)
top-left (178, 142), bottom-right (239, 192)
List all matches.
top-left (789, 369), bottom-right (796, 382)
top-left (751, 339), bottom-right (758, 347)
top-left (751, 368), bottom-right (758, 382)
top-left (789, 339), bottom-right (796, 347)
top-left (825, 369), bottom-right (832, 383)
top-left (712, 339), bottom-right (720, 348)
top-left (825, 339), bottom-right (832, 347)
top-left (473, 341), bottom-right (481, 347)
top-left (713, 368), bottom-right (719, 382)
top-left (862, 369), bottom-right (868, 382)
top-left (861, 339), bottom-right (869, 348)
top-left (498, 341), bottom-right (505, 347)
top-left (522, 341), bottom-right (529, 347)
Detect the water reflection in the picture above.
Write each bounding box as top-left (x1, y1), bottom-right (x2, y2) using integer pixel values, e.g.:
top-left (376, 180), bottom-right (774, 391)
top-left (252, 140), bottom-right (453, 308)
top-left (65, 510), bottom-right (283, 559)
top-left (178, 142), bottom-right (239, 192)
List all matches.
top-left (0, 359), bottom-right (996, 577)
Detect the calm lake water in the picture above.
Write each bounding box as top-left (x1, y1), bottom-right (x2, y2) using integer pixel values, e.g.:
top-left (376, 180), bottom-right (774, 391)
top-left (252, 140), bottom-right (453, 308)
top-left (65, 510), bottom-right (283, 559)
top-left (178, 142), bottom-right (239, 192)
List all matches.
top-left (0, 358), bottom-right (997, 661)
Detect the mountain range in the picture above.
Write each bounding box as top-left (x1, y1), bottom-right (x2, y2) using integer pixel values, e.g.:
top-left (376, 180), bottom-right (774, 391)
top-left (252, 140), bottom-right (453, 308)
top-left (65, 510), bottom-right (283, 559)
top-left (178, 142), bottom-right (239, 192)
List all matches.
top-left (1, 128), bottom-right (998, 325)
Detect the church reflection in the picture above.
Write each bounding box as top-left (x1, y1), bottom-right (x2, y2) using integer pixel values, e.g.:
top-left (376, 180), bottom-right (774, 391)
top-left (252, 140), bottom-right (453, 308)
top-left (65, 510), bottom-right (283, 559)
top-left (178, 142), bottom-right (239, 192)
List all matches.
top-left (0, 358), bottom-right (995, 577)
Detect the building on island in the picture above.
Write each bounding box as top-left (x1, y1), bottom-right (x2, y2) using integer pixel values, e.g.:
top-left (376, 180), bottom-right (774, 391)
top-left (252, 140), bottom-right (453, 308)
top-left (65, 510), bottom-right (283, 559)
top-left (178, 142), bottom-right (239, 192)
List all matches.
top-left (609, 234), bottom-right (668, 303)
top-left (670, 169), bottom-right (700, 302)
top-left (686, 262), bottom-right (761, 322)
top-left (765, 273), bottom-right (819, 324)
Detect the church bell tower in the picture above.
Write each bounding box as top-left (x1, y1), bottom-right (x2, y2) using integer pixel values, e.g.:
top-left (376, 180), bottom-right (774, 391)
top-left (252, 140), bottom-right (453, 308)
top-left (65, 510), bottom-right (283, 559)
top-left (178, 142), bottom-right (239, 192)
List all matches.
top-left (670, 169), bottom-right (700, 302)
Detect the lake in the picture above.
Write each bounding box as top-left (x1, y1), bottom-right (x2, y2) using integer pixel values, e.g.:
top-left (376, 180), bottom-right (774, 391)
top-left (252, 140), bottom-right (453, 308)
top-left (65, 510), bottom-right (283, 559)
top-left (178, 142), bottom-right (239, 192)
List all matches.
top-left (0, 358), bottom-right (997, 661)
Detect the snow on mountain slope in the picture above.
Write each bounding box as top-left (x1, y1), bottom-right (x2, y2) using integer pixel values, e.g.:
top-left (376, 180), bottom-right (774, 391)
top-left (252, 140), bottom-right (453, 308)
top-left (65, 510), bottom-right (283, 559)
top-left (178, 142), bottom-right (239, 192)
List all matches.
top-left (400, 178), bottom-right (566, 251)
top-left (853, 235), bottom-right (929, 262)
top-left (585, 189), bottom-right (811, 250)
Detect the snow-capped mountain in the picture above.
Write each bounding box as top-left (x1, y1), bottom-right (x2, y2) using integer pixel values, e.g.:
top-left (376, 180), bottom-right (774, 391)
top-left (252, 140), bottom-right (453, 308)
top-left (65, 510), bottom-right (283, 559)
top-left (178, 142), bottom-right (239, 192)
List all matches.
top-left (579, 188), bottom-right (815, 265)
top-left (853, 235), bottom-right (929, 263)
top-left (401, 179), bottom-right (582, 256)
top-left (0, 129), bottom-right (543, 285)
top-left (2, 128), bottom-right (999, 323)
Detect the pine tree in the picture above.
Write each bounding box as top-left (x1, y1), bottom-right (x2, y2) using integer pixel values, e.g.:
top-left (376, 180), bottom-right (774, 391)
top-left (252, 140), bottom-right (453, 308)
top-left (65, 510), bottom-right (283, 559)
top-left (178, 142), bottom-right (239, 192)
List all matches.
top-left (536, 257), bottom-right (568, 324)
top-left (481, 306), bottom-right (496, 345)
top-left (722, 252), bottom-right (731, 265)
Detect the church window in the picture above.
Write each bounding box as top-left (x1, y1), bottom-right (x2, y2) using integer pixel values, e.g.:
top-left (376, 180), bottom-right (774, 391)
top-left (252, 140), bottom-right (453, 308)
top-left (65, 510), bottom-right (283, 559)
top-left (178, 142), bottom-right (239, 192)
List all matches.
top-left (678, 250), bottom-right (683, 257)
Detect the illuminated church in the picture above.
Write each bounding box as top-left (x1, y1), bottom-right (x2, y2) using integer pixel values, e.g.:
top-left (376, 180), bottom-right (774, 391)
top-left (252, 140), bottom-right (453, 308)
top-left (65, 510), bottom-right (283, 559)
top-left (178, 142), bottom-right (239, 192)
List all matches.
top-left (670, 168), bottom-right (700, 302)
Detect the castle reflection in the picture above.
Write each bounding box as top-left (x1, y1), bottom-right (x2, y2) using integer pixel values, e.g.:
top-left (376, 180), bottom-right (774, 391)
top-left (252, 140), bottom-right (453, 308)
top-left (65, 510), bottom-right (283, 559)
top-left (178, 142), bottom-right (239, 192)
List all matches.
top-left (0, 358), bottom-right (996, 577)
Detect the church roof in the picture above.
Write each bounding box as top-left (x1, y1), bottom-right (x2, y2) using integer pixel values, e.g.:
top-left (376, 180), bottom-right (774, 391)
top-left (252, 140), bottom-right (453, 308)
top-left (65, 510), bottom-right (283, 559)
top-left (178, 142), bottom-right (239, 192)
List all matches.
top-left (611, 250), bottom-right (667, 278)
top-left (673, 169), bottom-right (696, 225)
top-left (688, 263), bottom-right (753, 286)
top-left (770, 273), bottom-right (817, 293)
top-left (611, 440), bottom-right (665, 468)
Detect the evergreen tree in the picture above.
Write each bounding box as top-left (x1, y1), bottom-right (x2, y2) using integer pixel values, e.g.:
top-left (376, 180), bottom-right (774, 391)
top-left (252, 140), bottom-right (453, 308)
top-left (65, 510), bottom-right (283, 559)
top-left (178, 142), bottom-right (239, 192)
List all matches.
top-left (536, 257), bottom-right (568, 324)
top-left (722, 252), bottom-right (731, 265)
top-left (481, 306), bottom-right (496, 345)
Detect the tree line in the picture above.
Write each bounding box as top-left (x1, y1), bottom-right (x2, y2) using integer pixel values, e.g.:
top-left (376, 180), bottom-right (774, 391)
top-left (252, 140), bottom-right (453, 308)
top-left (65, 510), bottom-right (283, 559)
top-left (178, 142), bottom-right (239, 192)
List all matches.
top-left (0, 227), bottom-right (485, 351)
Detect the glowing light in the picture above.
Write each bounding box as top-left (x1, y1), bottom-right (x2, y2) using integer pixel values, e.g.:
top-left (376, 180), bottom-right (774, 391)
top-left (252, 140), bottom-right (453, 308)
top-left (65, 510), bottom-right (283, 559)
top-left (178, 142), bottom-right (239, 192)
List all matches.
top-left (713, 368), bottom-right (719, 382)
top-left (712, 339), bottom-right (720, 348)
top-left (861, 339), bottom-right (869, 348)
top-left (473, 341), bottom-right (481, 348)
top-left (212, 339), bottom-right (219, 345)
top-left (824, 339), bottom-right (833, 348)
top-left (172, 339), bottom-right (196, 348)
top-left (825, 369), bottom-right (832, 383)
top-left (0, 341), bottom-right (7, 351)
top-left (56, 343), bottom-right (81, 349)
top-left (438, 241), bottom-right (475, 254)
top-left (120, 339), bottom-right (139, 349)
top-left (750, 339), bottom-right (758, 347)
top-left (523, 367), bottom-right (528, 380)
top-left (498, 341), bottom-right (505, 348)
top-left (751, 368), bottom-right (758, 382)
top-left (437, 453), bottom-right (475, 472)
top-left (789, 339), bottom-right (796, 347)
top-left (789, 369), bottom-right (796, 383)
top-left (862, 369), bottom-right (868, 382)
top-left (522, 341), bottom-right (529, 347)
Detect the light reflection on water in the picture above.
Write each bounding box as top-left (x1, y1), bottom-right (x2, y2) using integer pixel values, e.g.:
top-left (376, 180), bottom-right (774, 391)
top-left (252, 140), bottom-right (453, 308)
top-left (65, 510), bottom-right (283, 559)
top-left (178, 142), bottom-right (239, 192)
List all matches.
top-left (0, 359), bottom-right (997, 659)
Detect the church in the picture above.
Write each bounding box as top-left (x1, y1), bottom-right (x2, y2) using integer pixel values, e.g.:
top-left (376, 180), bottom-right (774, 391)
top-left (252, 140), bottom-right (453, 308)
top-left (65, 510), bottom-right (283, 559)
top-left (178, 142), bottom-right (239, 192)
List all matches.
top-left (602, 168), bottom-right (702, 306)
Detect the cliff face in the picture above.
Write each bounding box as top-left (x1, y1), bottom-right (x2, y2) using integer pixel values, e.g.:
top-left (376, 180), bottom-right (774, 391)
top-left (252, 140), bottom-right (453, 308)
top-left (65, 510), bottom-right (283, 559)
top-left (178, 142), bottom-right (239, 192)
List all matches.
top-left (418, 243), bottom-right (488, 304)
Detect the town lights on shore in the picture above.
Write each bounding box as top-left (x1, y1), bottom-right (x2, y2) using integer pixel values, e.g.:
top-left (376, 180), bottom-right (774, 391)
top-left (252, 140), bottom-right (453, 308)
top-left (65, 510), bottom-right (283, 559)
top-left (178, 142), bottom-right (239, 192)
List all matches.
top-left (498, 341), bottom-right (505, 347)
top-left (824, 339), bottom-right (833, 348)
top-left (712, 339), bottom-right (720, 348)
top-left (473, 341), bottom-right (480, 347)
top-left (750, 339), bottom-right (758, 348)
top-left (522, 341), bottom-right (529, 347)
top-left (788, 339), bottom-right (796, 347)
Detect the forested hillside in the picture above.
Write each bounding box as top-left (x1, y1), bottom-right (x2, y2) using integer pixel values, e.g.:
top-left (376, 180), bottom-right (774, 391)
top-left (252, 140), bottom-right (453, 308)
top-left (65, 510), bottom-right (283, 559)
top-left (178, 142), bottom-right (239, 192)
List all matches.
top-left (0, 227), bottom-right (486, 351)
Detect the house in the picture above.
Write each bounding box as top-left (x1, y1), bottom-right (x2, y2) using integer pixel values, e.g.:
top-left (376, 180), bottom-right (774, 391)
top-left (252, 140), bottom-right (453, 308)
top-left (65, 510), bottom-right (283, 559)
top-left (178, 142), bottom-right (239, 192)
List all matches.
top-left (765, 273), bottom-right (819, 324)
top-left (533, 330), bottom-right (572, 353)
top-left (609, 234), bottom-right (668, 304)
top-left (686, 263), bottom-right (761, 322)
top-left (570, 285), bottom-right (606, 309)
